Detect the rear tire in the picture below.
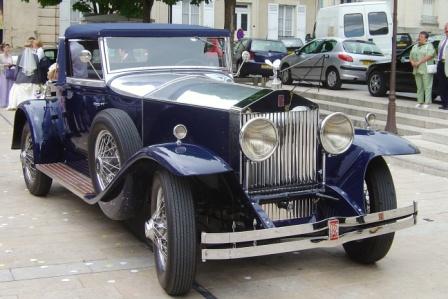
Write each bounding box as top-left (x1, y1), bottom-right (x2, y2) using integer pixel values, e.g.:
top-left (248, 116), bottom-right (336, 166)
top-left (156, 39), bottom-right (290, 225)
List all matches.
top-left (368, 71), bottom-right (387, 97)
top-left (20, 123), bottom-right (52, 196)
top-left (149, 170), bottom-right (197, 296)
top-left (325, 67), bottom-right (342, 90)
top-left (343, 158), bottom-right (397, 264)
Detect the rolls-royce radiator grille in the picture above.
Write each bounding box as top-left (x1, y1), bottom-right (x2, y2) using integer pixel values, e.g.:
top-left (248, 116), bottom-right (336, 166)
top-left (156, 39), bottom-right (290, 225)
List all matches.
top-left (260, 198), bottom-right (316, 222)
top-left (241, 109), bottom-right (319, 192)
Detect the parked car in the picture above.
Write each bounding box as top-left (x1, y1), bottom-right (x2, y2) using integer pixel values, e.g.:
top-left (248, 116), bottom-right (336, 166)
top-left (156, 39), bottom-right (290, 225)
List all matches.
top-left (396, 33), bottom-right (413, 55)
top-left (281, 37), bottom-right (304, 54)
top-left (12, 23), bottom-right (418, 296)
top-left (315, 2), bottom-right (392, 56)
top-left (367, 38), bottom-right (441, 98)
top-left (43, 47), bottom-right (58, 64)
top-left (280, 38), bottom-right (385, 89)
top-left (233, 38), bottom-right (288, 77)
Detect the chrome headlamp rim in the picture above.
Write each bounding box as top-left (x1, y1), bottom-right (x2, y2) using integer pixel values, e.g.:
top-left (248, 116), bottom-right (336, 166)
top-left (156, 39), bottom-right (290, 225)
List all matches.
top-left (320, 112), bottom-right (354, 155)
top-left (239, 117), bottom-right (279, 162)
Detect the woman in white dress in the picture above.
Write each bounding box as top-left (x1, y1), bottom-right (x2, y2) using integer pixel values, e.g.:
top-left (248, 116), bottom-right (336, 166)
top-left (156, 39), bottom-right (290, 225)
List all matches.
top-left (7, 42), bottom-right (41, 110)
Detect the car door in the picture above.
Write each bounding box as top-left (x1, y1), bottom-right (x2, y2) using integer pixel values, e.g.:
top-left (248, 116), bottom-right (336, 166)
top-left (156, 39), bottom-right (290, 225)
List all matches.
top-left (64, 39), bottom-right (107, 156)
top-left (395, 46), bottom-right (414, 92)
top-left (291, 39), bottom-right (325, 81)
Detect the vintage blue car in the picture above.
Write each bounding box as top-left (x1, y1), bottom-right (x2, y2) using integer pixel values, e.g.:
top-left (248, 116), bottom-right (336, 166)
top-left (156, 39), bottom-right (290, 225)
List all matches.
top-left (12, 23), bottom-right (418, 296)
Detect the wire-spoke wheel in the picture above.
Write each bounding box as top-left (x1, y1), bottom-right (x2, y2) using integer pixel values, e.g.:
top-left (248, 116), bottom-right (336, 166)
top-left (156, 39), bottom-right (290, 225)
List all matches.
top-left (94, 130), bottom-right (121, 190)
top-left (343, 157), bottom-right (397, 264)
top-left (147, 170), bottom-right (197, 296)
top-left (88, 109), bottom-right (142, 193)
top-left (20, 123), bottom-right (52, 196)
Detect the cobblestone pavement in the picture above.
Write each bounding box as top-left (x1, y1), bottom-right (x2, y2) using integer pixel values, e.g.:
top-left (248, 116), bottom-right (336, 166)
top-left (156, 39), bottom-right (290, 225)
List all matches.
top-left (0, 110), bottom-right (447, 298)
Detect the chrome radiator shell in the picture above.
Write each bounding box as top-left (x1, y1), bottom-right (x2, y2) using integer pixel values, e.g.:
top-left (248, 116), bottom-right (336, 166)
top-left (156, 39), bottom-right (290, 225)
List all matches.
top-left (240, 108), bottom-right (319, 193)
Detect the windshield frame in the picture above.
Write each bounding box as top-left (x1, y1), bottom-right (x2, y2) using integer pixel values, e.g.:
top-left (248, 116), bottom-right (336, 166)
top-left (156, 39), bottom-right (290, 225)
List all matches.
top-left (102, 36), bottom-right (232, 75)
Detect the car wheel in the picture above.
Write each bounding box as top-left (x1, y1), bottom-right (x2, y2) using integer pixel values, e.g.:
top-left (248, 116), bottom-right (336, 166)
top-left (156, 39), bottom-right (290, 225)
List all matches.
top-left (368, 71), bottom-right (387, 97)
top-left (20, 123), bottom-right (52, 196)
top-left (325, 68), bottom-right (342, 90)
top-left (280, 64), bottom-right (293, 85)
top-left (88, 109), bottom-right (142, 193)
top-left (149, 170), bottom-right (197, 296)
top-left (343, 158), bottom-right (397, 264)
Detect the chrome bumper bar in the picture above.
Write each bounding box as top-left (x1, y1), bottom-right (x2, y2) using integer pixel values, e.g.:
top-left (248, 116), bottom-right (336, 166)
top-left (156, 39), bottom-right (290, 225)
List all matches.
top-left (201, 202), bottom-right (417, 261)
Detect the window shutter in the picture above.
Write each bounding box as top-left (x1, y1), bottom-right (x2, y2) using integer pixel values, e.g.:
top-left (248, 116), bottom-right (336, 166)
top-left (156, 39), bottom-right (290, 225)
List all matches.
top-left (296, 5), bottom-right (306, 41)
top-left (172, 2), bottom-right (183, 24)
top-left (203, 2), bottom-right (215, 27)
top-left (267, 3), bottom-right (279, 40)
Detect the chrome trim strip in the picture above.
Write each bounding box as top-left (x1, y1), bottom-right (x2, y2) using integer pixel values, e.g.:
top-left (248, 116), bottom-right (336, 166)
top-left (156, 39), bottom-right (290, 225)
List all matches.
top-left (202, 216), bottom-right (415, 260)
top-left (201, 204), bottom-right (416, 244)
top-left (66, 77), bottom-right (106, 88)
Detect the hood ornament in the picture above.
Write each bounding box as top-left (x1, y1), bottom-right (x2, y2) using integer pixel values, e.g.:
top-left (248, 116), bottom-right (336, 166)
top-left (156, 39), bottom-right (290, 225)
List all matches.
top-left (265, 59), bottom-right (282, 90)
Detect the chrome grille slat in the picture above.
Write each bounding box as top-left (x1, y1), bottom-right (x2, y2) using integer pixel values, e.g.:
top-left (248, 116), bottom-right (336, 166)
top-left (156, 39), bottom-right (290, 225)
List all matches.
top-left (260, 198), bottom-right (316, 221)
top-left (241, 109), bottom-right (319, 191)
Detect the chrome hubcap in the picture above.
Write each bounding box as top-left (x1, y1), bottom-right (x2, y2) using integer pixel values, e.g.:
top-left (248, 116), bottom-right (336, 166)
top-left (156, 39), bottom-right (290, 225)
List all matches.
top-left (94, 130), bottom-right (121, 190)
top-left (21, 133), bottom-right (36, 183)
top-left (146, 186), bottom-right (168, 271)
top-left (370, 74), bottom-right (381, 93)
top-left (363, 180), bottom-right (371, 213)
top-left (327, 71), bottom-right (337, 87)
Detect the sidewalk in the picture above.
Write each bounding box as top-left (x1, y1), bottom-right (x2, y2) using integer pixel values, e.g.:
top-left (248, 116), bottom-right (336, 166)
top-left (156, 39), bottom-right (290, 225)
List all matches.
top-left (1, 109), bottom-right (448, 298)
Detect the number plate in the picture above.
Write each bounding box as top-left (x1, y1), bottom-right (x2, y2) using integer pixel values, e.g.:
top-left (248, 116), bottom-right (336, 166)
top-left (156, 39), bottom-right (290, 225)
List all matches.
top-left (361, 60), bottom-right (374, 66)
top-left (261, 64), bottom-right (272, 69)
top-left (328, 219), bottom-right (339, 241)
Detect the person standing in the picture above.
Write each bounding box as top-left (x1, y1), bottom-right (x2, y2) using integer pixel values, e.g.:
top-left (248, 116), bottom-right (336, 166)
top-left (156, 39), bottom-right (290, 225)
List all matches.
top-left (437, 23), bottom-right (448, 110)
top-left (410, 31), bottom-right (435, 109)
top-left (0, 44), bottom-right (15, 108)
top-left (7, 41), bottom-right (40, 110)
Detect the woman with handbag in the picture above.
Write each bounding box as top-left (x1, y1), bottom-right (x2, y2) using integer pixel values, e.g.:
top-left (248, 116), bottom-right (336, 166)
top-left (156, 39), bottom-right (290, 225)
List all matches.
top-left (0, 44), bottom-right (14, 108)
top-left (410, 31), bottom-right (436, 109)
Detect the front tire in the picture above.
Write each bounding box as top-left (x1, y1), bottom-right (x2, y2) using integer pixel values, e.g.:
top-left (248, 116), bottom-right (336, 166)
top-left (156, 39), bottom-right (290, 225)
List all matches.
top-left (325, 67), bottom-right (342, 90)
top-left (368, 71), bottom-right (387, 97)
top-left (343, 158), bottom-right (397, 264)
top-left (149, 170), bottom-right (197, 296)
top-left (20, 123), bottom-right (52, 196)
top-left (280, 64), bottom-right (293, 85)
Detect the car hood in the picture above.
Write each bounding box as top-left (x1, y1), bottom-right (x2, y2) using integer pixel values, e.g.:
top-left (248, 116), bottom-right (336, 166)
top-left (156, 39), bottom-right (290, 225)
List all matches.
top-left (109, 72), bottom-right (268, 110)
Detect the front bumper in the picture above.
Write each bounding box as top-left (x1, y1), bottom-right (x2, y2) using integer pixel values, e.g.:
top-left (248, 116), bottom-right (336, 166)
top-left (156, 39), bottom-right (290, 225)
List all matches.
top-left (201, 202), bottom-right (417, 261)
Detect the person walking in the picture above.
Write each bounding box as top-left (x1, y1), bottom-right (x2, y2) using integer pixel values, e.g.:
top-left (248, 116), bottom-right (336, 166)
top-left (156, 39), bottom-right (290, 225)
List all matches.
top-left (0, 44), bottom-right (15, 108)
top-left (7, 41), bottom-right (41, 110)
top-left (410, 31), bottom-right (435, 109)
top-left (437, 23), bottom-right (448, 110)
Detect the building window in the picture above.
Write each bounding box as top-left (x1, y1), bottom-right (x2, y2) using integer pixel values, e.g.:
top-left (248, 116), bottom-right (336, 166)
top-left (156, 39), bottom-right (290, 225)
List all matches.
top-left (422, 0), bottom-right (434, 16)
top-left (182, 0), bottom-right (200, 25)
top-left (278, 5), bottom-right (294, 38)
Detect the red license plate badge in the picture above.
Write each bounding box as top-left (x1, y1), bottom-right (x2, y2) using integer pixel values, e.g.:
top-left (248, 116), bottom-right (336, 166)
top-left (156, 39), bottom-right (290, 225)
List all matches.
top-left (328, 219), bottom-right (339, 241)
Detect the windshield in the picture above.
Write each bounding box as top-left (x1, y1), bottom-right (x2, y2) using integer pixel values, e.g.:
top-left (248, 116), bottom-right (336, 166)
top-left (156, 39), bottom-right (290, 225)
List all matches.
top-left (343, 40), bottom-right (384, 56)
top-left (281, 39), bottom-right (304, 48)
top-left (251, 40), bottom-right (287, 53)
top-left (104, 37), bottom-right (229, 72)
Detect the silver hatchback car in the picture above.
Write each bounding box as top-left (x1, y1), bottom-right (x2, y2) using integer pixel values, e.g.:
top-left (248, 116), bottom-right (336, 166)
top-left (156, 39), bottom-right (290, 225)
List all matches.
top-left (280, 38), bottom-right (385, 89)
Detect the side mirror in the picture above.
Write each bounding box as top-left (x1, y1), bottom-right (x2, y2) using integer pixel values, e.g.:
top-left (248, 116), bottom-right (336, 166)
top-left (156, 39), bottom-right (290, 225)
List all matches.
top-left (79, 50), bottom-right (92, 63)
top-left (294, 49), bottom-right (301, 56)
top-left (242, 51), bottom-right (251, 62)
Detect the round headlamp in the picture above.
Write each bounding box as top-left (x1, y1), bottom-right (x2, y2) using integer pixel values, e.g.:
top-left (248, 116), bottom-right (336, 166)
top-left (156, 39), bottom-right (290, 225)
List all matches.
top-left (240, 118), bottom-right (278, 162)
top-left (320, 113), bottom-right (354, 155)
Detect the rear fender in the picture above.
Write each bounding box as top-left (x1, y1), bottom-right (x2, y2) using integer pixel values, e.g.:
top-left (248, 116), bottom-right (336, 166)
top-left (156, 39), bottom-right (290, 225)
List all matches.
top-left (11, 100), bottom-right (65, 164)
top-left (325, 129), bottom-right (419, 216)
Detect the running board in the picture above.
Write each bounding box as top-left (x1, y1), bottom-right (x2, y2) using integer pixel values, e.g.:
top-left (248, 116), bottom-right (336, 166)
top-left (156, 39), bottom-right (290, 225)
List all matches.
top-left (36, 163), bottom-right (96, 199)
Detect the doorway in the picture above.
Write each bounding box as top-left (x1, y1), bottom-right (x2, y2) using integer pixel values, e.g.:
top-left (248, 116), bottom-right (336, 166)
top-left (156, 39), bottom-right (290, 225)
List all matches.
top-left (234, 4), bottom-right (251, 38)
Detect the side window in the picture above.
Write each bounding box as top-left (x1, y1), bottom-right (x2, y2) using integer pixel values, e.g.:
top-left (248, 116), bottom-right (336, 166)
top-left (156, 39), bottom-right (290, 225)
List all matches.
top-left (344, 13), bottom-right (364, 38)
top-left (301, 40), bottom-right (322, 54)
top-left (368, 12), bottom-right (389, 35)
top-left (69, 40), bottom-right (103, 79)
top-left (320, 40), bottom-right (337, 53)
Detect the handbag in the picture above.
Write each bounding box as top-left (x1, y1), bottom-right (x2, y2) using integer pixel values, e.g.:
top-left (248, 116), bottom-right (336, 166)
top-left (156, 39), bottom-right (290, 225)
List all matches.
top-left (4, 67), bottom-right (17, 81)
top-left (425, 44), bottom-right (437, 74)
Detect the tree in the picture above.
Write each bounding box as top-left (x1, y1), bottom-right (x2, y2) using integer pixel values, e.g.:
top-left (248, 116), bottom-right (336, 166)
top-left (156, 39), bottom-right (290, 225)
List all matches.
top-left (224, 0), bottom-right (236, 43)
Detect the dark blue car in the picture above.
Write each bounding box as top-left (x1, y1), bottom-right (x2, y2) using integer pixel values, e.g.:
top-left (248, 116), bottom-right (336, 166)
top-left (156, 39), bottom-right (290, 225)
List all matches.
top-left (12, 23), bottom-right (418, 296)
top-left (233, 38), bottom-right (288, 77)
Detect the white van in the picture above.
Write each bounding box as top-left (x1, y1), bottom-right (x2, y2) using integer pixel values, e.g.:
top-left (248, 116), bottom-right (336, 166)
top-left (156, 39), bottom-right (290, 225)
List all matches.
top-left (315, 1), bottom-right (392, 56)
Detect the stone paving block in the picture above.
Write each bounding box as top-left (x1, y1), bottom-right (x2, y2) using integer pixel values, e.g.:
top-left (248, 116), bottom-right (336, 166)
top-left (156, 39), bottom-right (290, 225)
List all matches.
top-left (11, 262), bottom-right (91, 280)
top-left (86, 256), bottom-right (154, 273)
top-left (0, 270), bottom-right (13, 283)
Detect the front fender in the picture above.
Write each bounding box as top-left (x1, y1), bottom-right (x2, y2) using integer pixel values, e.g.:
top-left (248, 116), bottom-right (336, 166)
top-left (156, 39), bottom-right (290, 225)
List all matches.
top-left (325, 129), bottom-right (419, 216)
top-left (11, 99), bottom-right (65, 164)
